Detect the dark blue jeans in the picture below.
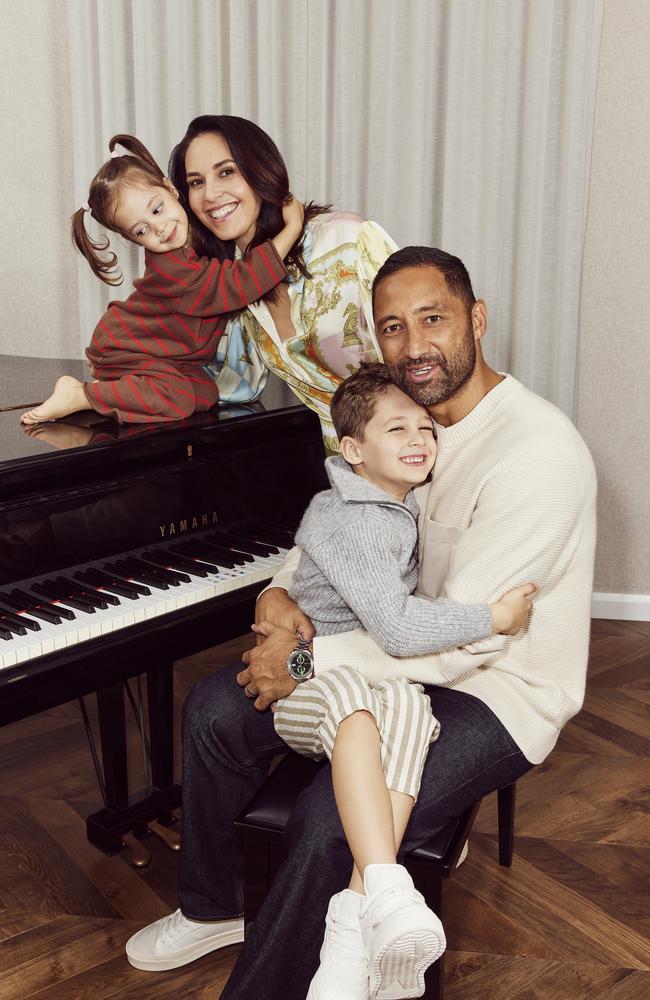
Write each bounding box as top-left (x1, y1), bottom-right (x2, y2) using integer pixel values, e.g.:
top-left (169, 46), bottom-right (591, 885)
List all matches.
top-left (179, 663), bottom-right (532, 1000)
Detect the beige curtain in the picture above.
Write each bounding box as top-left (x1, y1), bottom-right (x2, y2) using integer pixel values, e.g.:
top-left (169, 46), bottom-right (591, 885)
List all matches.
top-left (0, 0), bottom-right (603, 415)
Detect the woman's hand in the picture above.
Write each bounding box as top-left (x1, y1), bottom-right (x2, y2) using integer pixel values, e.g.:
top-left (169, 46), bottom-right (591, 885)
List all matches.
top-left (490, 583), bottom-right (537, 635)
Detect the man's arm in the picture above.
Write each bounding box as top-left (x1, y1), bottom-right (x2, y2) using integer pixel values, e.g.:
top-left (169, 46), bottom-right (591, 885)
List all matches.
top-left (237, 548), bottom-right (313, 709)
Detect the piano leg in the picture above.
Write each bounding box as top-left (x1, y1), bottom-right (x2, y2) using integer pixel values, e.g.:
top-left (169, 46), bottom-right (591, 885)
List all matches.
top-left (86, 665), bottom-right (181, 856)
top-left (97, 682), bottom-right (129, 810)
top-left (147, 662), bottom-right (174, 789)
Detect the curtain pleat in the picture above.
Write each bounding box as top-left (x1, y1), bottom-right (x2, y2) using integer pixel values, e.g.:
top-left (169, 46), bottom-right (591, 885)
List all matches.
top-left (0, 0), bottom-right (603, 416)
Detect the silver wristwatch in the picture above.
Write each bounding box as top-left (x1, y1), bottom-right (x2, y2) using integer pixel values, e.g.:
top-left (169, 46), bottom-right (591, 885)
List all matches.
top-left (286, 637), bottom-right (314, 682)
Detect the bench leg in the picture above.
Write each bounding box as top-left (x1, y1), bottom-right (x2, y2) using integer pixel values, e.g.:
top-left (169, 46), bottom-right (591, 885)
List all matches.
top-left (409, 864), bottom-right (444, 1000)
top-left (497, 782), bottom-right (516, 867)
top-left (242, 832), bottom-right (271, 934)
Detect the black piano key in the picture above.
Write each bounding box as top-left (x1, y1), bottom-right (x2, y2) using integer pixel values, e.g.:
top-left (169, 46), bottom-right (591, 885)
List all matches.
top-left (108, 560), bottom-right (169, 591)
top-left (66, 576), bottom-right (122, 607)
top-left (34, 582), bottom-right (97, 615)
top-left (75, 569), bottom-right (143, 601)
top-left (266, 521), bottom-right (298, 542)
top-left (0, 605), bottom-right (41, 632)
top-left (209, 531), bottom-right (274, 558)
top-left (143, 550), bottom-right (208, 583)
top-left (170, 541), bottom-right (235, 570)
top-left (201, 538), bottom-right (254, 563)
top-left (94, 566), bottom-right (152, 597)
top-left (232, 527), bottom-right (281, 554)
top-left (55, 576), bottom-right (113, 610)
top-left (0, 615), bottom-right (27, 637)
top-left (126, 556), bottom-right (186, 586)
top-left (0, 626), bottom-right (13, 641)
top-left (11, 588), bottom-right (73, 622)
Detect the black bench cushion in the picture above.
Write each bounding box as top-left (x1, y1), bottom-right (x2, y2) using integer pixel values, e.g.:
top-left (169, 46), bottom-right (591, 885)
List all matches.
top-left (236, 751), bottom-right (474, 866)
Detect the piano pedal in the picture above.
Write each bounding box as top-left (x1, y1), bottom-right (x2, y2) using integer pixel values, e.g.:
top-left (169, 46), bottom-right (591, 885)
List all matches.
top-left (171, 806), bottom-right (182, 823)
top-left (121, 830), bottom-right (151, 868)
top-left (148, 818), bottom-right (181, 852)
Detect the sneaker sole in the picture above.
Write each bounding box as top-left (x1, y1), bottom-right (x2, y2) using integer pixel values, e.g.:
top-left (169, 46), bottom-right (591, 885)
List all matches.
top-left (126, 926), bottom-right (244, 972)
top-left (370, 923), bottom-right (446, 1000)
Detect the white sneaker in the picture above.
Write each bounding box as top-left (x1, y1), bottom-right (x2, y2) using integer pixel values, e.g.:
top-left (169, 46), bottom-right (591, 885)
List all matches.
top-left (307, 890), bottom-right (370, 1000)
top-left (456, 840), bottom-right (469, 867)
top-left (360, 865), bottom-right (445, 1000)
top-left (126, 908), bottom-right (244, 971)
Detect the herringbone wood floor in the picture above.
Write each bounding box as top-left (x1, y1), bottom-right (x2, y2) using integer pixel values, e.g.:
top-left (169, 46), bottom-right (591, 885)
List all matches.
top-left (0, 618), bottom-right (648, 999)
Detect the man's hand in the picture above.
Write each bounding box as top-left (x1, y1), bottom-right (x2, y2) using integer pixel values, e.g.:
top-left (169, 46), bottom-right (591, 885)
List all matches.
top-left (253, 587), bottom-right (315, 645)
top-left (237, 621), bottom-right (302, 710)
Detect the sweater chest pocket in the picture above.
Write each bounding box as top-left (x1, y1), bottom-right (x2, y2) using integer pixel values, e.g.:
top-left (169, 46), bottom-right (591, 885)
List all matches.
top-left (417, 519), bottom-right (460, 599)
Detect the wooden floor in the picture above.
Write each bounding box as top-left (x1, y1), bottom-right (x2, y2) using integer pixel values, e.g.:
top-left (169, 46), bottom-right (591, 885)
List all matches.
top-left (0, 618), bottom-right (648, 999)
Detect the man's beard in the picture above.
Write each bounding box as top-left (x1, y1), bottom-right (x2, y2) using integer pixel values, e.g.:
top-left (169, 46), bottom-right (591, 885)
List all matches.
top-left (387, 327), bottom-right (476, 407)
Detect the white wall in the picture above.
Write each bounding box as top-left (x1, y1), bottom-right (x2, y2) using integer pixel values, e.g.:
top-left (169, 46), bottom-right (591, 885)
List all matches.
top-left (576, 0), bottom-right (650, 597)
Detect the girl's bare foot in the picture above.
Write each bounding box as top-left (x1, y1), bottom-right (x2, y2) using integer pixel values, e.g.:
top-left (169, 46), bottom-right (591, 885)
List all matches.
top-left (21, 375), bottom-right (92, 424)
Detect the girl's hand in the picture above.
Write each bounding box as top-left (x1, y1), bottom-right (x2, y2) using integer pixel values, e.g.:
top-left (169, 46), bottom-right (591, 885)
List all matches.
top-left (282, 195), bottom-right (304, 237)
top-left (271, 198), bottom-right (305, 261)
top-left (490, 583), bottom-right (537, 635)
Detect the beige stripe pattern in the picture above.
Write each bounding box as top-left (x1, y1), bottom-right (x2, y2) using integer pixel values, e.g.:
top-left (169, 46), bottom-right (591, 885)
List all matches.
top-left (273, 665), bottom-right (439, 800)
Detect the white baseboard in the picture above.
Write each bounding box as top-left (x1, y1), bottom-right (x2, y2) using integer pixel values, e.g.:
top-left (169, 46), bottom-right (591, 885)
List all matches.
top-left (591, 592), bottom-right (650, 621)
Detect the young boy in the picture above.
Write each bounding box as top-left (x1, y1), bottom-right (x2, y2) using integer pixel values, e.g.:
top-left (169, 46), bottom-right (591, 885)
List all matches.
top-left (272, 362), bottom-right (534, 1000)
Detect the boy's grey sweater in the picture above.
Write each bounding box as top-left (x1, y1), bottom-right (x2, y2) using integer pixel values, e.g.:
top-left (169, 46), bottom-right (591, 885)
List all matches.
top-left (289, 456), bottom-right (492, 657)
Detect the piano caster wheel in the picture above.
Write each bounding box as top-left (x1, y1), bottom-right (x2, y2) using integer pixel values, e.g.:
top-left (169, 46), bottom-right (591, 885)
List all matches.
top-left (172, 807), bottom-right (182, 822)
top-left (121, 830), bottom-right (151, 868)
top-left (148, 818), bottom-right (181, 852)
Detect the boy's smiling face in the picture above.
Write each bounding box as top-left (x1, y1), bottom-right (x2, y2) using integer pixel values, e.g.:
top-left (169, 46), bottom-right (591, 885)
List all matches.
top-left (340, 385), bottom-right (437, 502)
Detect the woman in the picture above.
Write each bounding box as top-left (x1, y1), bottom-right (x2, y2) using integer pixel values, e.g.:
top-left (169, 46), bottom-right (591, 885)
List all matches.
top-left (169, 115), bottom-right (397, 451)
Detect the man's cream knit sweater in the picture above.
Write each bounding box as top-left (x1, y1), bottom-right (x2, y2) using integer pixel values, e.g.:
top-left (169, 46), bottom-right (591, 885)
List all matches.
top-left (271, 376), bottom-right (597, 765)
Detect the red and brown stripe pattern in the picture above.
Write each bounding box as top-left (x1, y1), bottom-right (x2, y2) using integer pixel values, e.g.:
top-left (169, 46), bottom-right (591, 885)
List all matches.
top-left (84, 241), bottom-right (286, 424)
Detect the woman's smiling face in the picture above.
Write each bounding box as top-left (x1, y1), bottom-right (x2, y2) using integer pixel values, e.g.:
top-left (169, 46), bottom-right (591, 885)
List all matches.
top-left (185, 132), bottom-right (262, 252)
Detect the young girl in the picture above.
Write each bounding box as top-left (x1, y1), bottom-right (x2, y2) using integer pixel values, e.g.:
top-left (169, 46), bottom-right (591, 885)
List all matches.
top-left (21, 134), bottom-right (304, 426)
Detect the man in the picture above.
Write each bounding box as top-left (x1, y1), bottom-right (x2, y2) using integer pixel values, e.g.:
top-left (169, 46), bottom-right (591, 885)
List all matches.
top-left (126, 248), bottom-right (596, 1000)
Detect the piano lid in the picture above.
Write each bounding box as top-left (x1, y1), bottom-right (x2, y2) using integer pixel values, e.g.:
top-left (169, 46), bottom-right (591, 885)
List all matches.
top-left (0, 355), bottom-right (314, 505)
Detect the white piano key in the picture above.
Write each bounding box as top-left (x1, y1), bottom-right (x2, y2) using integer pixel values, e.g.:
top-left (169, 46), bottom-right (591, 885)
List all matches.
top-left (0, 529), bottom-right (285, 671)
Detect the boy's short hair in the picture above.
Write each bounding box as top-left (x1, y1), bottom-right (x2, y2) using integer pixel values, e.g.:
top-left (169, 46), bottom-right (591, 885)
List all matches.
top-left (331, 361), bottom-right (398, 441)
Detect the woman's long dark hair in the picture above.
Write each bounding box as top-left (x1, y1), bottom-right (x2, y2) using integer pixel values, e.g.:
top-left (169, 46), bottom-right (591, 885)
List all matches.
top-left (169, 115), bottom-right (330, 286)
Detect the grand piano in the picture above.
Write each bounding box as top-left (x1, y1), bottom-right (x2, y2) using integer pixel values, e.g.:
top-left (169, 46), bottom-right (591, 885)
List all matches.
top-left (0, 355), bottom-right (326, 858)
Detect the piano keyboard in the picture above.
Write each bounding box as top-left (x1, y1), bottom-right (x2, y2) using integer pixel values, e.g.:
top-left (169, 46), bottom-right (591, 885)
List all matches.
top-left (0, 526), bottom-right (292, 671)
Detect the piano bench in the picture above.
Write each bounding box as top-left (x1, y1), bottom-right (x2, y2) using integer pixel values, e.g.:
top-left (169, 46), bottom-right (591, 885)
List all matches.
top-left (235, 752), bottom-right (517, 1000)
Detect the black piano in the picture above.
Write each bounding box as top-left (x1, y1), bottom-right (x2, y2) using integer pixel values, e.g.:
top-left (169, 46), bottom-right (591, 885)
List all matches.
top-left (0, 355), bottom-right (326, 856)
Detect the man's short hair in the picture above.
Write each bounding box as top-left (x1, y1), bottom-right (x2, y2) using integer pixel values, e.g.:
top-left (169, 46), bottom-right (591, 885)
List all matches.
top-left (331, 362), bottom-right (396, 441)
top-left (372, 246), bottom-right (476, 314)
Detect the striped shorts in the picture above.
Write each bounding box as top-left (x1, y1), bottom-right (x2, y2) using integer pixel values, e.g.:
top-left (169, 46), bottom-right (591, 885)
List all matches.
top-left (273, 665), bottom-right (440, 800)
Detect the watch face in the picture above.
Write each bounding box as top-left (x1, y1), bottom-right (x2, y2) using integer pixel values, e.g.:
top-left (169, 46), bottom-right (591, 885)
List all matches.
top-left (288, 648), bottom-right (313, 679)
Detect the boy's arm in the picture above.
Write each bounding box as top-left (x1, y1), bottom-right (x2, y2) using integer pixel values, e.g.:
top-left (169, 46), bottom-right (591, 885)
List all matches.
top-left (264, 453), bottom-right (591, 684)
top-left (319, 455), bottom-right (590, 682)
top-left (141, 241), bottom-right (288, 317)
top-left (309, 518), bottom-right (492, 656)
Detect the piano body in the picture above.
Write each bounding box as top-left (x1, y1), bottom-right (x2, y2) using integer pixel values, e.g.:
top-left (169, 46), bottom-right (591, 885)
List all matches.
top-left (0, 355), bottom-right (326, 855)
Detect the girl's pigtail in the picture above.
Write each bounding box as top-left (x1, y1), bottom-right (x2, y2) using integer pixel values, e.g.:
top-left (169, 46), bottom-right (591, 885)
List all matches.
top-left (70, 207), bottom-right (123, 286)
top-left (109, 134), bottom-right (165, 184)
